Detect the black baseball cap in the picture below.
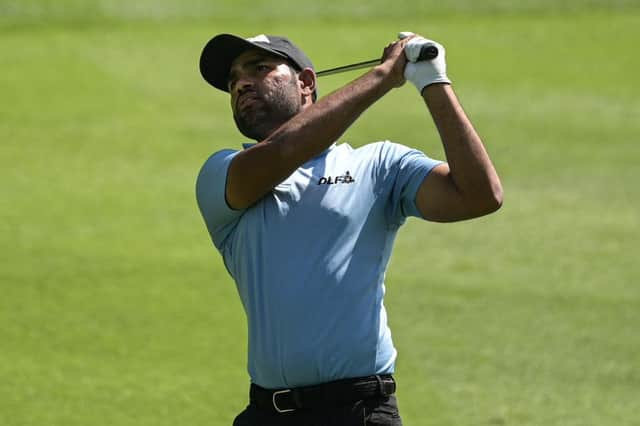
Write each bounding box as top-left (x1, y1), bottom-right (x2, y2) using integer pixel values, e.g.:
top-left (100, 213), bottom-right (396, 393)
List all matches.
top-left (199, 33), bottom-right (315, 93)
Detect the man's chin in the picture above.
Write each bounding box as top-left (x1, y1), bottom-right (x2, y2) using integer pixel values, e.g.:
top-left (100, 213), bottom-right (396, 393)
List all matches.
top-left (234, 113), bottom-right (263, 140)
top-left (234, 113), bottom-right (284, 141)
top-left (238, 128), bottom-right (266, 141)
top-left (233, 107), bottom-right (298, 141)
top-left (236, 120), bottom-right (272, 141)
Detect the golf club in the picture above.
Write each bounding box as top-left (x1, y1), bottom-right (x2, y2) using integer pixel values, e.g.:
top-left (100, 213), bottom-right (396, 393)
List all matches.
top-left (316, 44), bottom-right (438, 77)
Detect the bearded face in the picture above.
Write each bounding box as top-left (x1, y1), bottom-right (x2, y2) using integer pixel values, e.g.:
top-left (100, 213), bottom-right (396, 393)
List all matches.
top-left (229, 51), bottom-right (304, 141)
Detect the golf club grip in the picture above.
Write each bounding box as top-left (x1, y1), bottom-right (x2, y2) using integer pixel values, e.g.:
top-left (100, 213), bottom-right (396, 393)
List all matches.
top-left (316, 44), bottom-right (439, 77)
top-left (418, 44), bottom-right (439, 61)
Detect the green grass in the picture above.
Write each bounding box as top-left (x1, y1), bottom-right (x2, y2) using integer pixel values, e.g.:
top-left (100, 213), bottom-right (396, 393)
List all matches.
top-left (1, 0), bottom-right (638, 26)
top-left (1, 1), bottom-right (639, 425)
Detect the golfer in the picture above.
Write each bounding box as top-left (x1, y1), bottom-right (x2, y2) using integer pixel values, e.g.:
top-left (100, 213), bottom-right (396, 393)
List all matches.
top-left (196, 31), bottom-right (502, 425)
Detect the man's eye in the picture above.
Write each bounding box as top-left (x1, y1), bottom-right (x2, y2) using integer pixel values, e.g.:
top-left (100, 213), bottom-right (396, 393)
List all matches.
top-left (256, 64), bottom-right (270, 72)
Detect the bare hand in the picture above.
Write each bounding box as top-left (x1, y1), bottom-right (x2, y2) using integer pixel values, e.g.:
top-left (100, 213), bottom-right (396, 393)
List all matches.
top-left (378, 35), bottom-right (415, 88)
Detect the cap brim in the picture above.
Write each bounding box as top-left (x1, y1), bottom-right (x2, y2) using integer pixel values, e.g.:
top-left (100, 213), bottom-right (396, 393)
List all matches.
top-left (199, 34), bottom-right (288, 92)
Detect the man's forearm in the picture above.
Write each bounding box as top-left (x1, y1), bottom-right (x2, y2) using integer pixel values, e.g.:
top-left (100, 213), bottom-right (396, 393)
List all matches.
top-left (267, 66), bottom-right (393, 166)
top-left (227, 66), bottom-right (395, 210)
top-left (423, 84), bottom-right (503, 209)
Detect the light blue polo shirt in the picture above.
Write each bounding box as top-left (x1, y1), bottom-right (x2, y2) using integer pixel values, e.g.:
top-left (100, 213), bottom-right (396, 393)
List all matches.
top-left (196, 141), bottom-right (442, 389)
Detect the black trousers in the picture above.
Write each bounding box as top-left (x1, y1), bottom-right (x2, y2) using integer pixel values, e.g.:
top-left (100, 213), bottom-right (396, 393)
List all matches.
top-left (233, 395), bottom-right (402, 426)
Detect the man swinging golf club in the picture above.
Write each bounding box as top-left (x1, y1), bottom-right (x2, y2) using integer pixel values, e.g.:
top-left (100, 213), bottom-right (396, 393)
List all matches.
top-left (196, 31), bottom-right (503, 425)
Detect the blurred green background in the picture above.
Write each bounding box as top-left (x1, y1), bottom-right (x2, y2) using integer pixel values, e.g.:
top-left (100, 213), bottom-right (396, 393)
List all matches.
top-left (1, 1), bottom-right (639, 425)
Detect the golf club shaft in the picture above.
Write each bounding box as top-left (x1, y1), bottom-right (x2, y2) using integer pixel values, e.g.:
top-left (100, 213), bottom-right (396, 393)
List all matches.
top-left (316, 44), bottom-right (438, 77)
top-left (316, 59), bottom-right (380, 77)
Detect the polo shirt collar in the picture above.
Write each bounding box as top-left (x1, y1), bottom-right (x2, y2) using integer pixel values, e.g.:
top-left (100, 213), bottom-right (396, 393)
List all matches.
top-left (241, 142), bottom-right (337, 157)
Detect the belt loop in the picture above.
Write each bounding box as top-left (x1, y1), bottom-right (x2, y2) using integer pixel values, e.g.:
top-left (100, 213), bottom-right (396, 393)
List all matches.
top-left (374, 375), bottom-right (383, 395)
top-left (375, 375), bottom-right (394, 397)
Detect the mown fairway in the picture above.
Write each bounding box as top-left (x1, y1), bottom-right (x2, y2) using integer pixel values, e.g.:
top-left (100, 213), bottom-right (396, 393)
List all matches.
top-left (1, 1), bottom-right (639, 425)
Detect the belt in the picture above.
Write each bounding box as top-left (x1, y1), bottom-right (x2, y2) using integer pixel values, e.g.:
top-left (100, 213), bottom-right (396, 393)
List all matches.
top-left (250, 375), bottom-right (396, 414)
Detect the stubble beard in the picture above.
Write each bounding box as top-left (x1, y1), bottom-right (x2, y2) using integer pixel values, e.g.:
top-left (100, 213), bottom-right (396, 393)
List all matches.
top-left (233, 77), bottom-right (302, 141)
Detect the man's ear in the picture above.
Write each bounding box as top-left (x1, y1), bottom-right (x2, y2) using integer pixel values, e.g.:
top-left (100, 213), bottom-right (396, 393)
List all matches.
top-left (297, 68), bottom-right (317, 102)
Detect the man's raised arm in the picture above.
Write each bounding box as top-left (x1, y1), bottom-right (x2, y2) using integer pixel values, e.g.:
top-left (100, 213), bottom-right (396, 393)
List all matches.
top-left (401, 35), bottom-right (503, 222)
top-left (416, 84), bottom-right (503, 222)
top-left (226, 41), bottom-right (410, 210)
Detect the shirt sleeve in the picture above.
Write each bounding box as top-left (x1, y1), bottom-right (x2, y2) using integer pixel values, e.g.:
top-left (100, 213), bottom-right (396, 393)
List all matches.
top-left (195, 149), bottom-right (244, 248)
top-left (380, 141), bottom-right (443, 227)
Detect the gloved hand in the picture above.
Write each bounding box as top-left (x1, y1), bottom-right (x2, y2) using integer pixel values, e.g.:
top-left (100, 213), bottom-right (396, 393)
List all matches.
top-left (399, 32), bottom-right (451, 94)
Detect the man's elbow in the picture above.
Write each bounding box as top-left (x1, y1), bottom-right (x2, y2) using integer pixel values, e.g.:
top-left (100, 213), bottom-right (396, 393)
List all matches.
top-left (480, 181), bottom-right (504, 215)
top-left (464, 180), bottom-right (503, 219)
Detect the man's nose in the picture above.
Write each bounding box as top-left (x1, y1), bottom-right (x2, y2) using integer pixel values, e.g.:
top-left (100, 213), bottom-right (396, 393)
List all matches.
top-left (234, 76), bottom-right (254, 96)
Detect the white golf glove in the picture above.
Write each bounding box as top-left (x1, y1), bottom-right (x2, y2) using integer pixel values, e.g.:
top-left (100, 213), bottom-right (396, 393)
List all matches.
top-left (399, 32), bottom-right (451, 93)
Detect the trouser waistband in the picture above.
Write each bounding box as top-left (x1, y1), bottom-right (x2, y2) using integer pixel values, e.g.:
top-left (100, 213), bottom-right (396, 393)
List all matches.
top-left (250, 375), bottom-right (396, 414)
